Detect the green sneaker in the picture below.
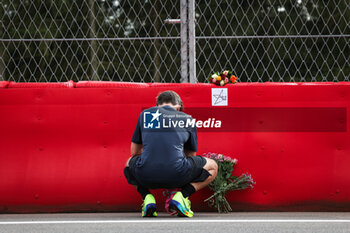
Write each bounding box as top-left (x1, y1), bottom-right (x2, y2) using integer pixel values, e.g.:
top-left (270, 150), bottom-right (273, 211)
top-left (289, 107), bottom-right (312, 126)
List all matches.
top-left (142, 194), bottom-right (157, 217)
top-left (169, 192), bottom-right (194, 217)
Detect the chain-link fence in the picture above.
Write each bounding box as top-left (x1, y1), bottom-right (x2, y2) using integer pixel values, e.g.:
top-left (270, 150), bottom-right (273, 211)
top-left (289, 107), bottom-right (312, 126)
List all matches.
top-left (196, 0), bottom-right (350, 82)
top-left (0, 0), bottom-right (349, 83)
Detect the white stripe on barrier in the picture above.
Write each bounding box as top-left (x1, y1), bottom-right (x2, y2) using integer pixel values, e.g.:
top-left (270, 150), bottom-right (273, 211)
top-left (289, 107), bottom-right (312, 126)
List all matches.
top-left (1, 219), bottom-right (350, 225)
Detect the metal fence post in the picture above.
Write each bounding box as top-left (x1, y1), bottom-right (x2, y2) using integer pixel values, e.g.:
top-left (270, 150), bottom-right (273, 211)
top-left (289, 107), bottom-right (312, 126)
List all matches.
top-left (180, 0), bottom-right (188, 83)
top-left (0, 8), bottom-right (4, 81)
top-left (188, 0), bottom-right (196, 83)
top-left (88, 0), bottom-right (99, 81)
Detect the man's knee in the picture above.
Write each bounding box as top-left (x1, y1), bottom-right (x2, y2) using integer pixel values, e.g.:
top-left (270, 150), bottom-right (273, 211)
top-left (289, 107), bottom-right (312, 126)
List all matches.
top-left (204, 157), bottom-right (218, 172)
top-left (126, 157), bottom-right (132, 167)
top-left (203, 158), bottom-right (218, 181)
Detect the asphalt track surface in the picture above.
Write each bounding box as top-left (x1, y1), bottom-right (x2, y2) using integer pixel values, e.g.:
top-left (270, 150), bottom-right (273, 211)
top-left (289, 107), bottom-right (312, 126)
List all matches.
top-left (1, 212), bottom-right (350, 233)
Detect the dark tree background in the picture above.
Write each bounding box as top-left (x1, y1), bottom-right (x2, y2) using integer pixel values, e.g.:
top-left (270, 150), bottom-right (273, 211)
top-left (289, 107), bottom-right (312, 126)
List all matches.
top-left (0, 0), bottom-right (349, 82)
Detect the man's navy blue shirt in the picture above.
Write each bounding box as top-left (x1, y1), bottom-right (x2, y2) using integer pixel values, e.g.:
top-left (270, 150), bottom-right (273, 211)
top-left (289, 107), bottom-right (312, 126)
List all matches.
top-left (131, 105), bottom-right (197, 186)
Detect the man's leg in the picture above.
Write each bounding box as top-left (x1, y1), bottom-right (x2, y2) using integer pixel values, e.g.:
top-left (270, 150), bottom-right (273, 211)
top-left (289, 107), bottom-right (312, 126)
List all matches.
top-left (190, 157), bottom-right (218, 191)
top-left (125, 157), bottom-right (157, 217)
top-left (180, 157), bottom-right (218, 198)
top-left (170, 157), bottom-right (218, 217)
top-left (125, 157), bottom-right (151, 199)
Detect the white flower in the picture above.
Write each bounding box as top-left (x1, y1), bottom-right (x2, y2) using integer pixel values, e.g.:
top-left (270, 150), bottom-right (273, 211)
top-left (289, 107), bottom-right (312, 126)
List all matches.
top-left (211, 74), bottom-right (218, 79)
top-left (220, 80), bottom-right (225, 86)
top-left (223, 70), bottom-right (229, 76)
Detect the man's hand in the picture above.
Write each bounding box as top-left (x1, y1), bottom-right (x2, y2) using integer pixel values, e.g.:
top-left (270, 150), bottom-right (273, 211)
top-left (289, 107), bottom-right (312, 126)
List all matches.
top-left (184, 149), bottom-right (196, 157)
top-left (131, 142), bottom-right (143, 156)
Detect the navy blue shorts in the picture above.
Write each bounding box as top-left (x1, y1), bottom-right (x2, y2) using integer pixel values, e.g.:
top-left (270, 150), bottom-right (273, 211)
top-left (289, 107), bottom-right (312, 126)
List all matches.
top-left (124, 155), bottom-right (211, 189)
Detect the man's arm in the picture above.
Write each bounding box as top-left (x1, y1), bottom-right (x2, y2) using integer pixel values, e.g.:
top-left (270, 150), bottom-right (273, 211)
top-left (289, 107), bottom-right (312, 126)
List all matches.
top-left (184, 118), bottom-right (197, 157)
top-left (184, 148), bottom-right (196, 157)
top-left (131, 142), bottom-right (143, 156)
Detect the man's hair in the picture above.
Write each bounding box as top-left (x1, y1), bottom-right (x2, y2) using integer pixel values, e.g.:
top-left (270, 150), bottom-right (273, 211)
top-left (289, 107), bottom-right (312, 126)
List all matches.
top-left (156, 90), bottom-right (184, 111)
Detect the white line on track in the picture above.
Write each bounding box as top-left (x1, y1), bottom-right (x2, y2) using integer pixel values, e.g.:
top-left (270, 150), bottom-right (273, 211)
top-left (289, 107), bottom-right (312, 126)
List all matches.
top-left (1, 219), bottom-right (350, 225)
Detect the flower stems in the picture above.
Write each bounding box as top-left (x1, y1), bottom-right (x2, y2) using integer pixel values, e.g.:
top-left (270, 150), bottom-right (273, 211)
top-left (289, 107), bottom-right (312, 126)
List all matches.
top-left (203, 153), bottom-right (255, 213)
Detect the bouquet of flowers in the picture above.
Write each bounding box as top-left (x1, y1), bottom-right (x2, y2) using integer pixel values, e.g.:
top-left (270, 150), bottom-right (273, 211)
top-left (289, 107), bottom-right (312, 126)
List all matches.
top-left (203, 152), bottom-right (255, 213)
top-left (209, 70), bottom-right (238, 86)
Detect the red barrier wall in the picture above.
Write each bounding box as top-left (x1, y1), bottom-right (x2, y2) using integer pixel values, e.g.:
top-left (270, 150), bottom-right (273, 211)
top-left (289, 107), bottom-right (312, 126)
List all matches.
top-left (0, 82), bottom-right (349, 213)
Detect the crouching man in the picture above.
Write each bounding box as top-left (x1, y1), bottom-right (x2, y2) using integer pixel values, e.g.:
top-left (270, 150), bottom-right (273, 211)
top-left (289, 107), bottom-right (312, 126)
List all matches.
top-left (124, 91), bottom-right (218, 217)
